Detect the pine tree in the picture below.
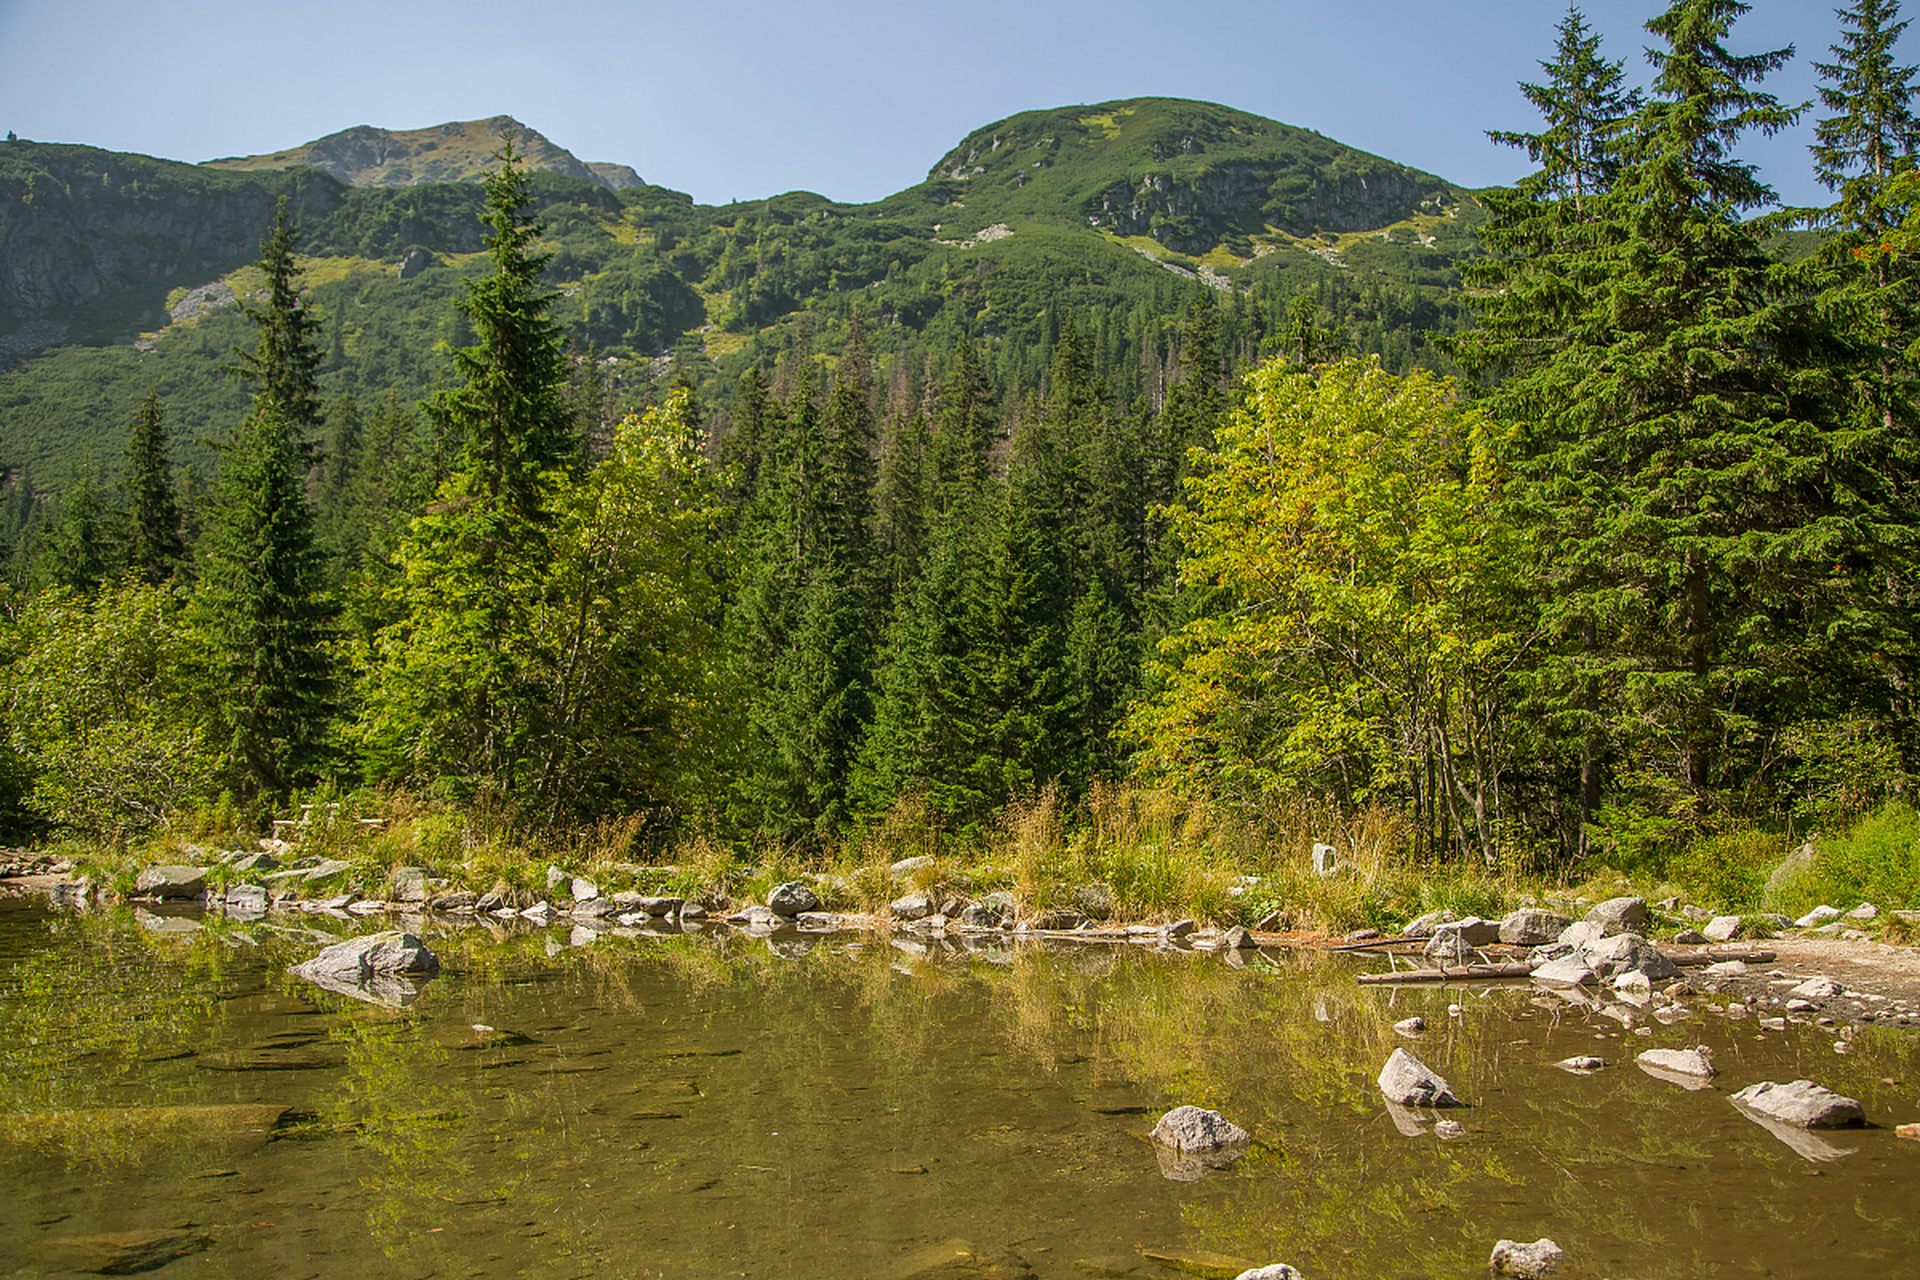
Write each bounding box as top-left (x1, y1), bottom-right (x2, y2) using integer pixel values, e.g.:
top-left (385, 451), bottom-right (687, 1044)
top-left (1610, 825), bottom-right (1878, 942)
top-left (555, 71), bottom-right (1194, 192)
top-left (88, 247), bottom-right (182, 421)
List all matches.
top-left (358, 134), bottom-right (574, 800)
top-left (197, 203), bottom-right (336, 800)
top-left (37, 465), bottom-right (113, 594)
top-left (1473, 0), bottom-right (1882, 852)
top-left (122, 390), bottom-right (184, 584)
top-left (1812, 0), bottom-right (1920, 236)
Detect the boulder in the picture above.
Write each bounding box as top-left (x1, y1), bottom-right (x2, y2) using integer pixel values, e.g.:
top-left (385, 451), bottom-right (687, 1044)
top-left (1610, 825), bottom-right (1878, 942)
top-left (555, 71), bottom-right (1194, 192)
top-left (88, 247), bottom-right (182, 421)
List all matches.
top-left (1394, 1016), bottom-right (1425, 1035)
top-left (1233, 1268), bottom-right (1303, 1280)
top-left (431, 890), bottom-right (478, 913)
top-left (1404, 908), bottom-right (1457, 938)
top-left (1702, 915), bottom-right (1742, 943)
top-left (1490, 1238), bottom-right (1565, 1279)
top-left (889, 854), bottom-right (933, 878)
top-left (1531, 956), bottom-right (1597, 989)
top-left (766, 881), bottom-right (820, 917)
top-left (291, 930), bottom-right (438, 979)
top-left (570, 876), bottom-right (601, 902)
top-left (224, 883), bottom-right (269, 913)
top-left (229, 850), bottom-right (280, 874)
top-left (1150, 1104), bottom-right (1250, 1152)
top-left (390, 866), bottom-right (432, 902)
top-left (1795, 905), bottom-right (1842, 928)
top-left (1581, 932), bottom-right (1679, 981)
top-left (1732, 1079), bottom-right (1866, 1129)
top-left (572, 897), bottom-right (617, 919)
top-left (1378, 1047), bottom-right (1461, 1107)
top-left (891, 890), bottom-right (935, 921)
top-left (545, 864), bottom-right (570, 889)
top-left (1636, 1046), bottom-right (1716, 1078)
top-left (133, 865), bottom-right (207, 899)
top-left (1556, 919), bottom-right (1602, 950)
top-left (1424, 930), bottom-right (1474, 965)
top-left (1584, 896), bottom-right (1649, 937)
top-left (1555, 1056), bottom-right (1606, 1073)
top-left (1672, 928), bottom-right (1710, 945)
top-left (1847, 902), bottom-right (1880, 921)
top-left (630, 895), bottom-right (684, 917)
top-left (958, 902), bottom-right (1001, 928)
top-left (1223, 926), bottom-right (1258, 950)
top-left (1499, 908), bottom-right (1571, 946)
top-left (1451, 916), bottom-right (1501, 946)
top-left (520, 902), bottom-right (557, 924)
top-left (1165, 919), bottom-right (1197, 939)
top-left (1787, 975), bottom-right (1844, 1000)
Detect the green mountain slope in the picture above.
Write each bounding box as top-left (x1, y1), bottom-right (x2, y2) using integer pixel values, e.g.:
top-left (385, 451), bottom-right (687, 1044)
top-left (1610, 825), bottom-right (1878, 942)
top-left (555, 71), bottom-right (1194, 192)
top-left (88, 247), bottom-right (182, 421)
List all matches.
top-left (202, 115), bottom-right (644, 190)
top-left (0, 97), bottom-right (1484, 491)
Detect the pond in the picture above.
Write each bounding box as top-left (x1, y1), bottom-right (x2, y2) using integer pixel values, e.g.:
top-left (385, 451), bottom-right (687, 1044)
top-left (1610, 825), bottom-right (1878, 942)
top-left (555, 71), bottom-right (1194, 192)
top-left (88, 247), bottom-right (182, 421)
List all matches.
top-left (1, 895), bottom-right (1915, 1279)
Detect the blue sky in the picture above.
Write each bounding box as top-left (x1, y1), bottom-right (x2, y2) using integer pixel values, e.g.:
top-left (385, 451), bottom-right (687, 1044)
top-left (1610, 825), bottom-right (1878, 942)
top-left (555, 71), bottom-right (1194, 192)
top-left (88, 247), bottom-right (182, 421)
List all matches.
top-left (0, 0), bottom-right (1896, 209)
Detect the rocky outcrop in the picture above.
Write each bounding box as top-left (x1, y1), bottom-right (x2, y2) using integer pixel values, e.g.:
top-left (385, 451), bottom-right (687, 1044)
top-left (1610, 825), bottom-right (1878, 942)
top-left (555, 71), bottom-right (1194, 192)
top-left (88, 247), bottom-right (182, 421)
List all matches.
top-left (203, 116), bottom-right (638, 192)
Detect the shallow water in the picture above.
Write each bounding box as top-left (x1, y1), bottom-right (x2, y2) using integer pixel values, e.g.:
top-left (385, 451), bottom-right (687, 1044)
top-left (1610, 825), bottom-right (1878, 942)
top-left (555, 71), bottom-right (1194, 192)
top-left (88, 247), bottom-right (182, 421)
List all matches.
top-left (1, 898), bottom-right (1916, 1280)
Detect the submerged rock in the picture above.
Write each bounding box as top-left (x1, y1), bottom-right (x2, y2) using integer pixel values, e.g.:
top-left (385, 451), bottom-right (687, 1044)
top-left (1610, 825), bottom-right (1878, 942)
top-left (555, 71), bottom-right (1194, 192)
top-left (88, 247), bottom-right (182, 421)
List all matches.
top-left (33, 1227), bottom-right (212, 1274)
top-left (288, 930), bottom-right (439, 1007)
top-left (1490, 1238), bottom-right (1565, 1278)
top-left (1732, 1079), bottom-right (1866, 1129)
top-left (1150, 1104), bottom-right (1250, 1153)
top-left (1233, 1267), bottom-right (1304, 1280)
top-left (1393, 1016), bottom-right (1426, 1036)
top-left (1378, 1047), bottom-right (1461, 1107)
top-left (1555, 1056), bottom-right (1606, 1073)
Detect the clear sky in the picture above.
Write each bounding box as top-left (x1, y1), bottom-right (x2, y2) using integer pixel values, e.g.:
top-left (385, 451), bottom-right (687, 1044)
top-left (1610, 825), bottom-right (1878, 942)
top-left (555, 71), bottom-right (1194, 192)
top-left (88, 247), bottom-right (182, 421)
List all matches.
top-left (0, 0), bottom-right (1898, 210)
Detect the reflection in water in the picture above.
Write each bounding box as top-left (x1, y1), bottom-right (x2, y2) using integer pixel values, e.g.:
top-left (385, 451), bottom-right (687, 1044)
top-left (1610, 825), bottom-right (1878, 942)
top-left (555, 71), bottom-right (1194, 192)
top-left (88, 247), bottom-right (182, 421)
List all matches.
top-left (0, 899), bottom-right (1916, 1279)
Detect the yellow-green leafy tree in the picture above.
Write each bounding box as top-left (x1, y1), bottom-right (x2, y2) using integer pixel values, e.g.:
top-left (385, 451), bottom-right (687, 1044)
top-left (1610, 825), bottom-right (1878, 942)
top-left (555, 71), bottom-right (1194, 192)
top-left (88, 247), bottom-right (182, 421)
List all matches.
top-left (1127, 355), bottom-right (1533, 860)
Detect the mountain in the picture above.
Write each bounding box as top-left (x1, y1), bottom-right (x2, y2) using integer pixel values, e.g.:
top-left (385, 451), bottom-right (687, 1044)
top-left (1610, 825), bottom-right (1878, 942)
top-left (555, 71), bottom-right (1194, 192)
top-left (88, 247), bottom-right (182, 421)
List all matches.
top-left (0, 97), bottom-right (1485, 491)
top-left (201, 115), bottom-right (644, 191)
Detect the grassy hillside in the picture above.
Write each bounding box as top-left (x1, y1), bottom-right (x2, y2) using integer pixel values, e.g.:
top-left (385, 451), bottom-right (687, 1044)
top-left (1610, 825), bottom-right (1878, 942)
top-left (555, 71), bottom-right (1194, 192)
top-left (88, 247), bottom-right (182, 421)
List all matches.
top-left (202, 115), bottom-right (644, 190)
top-left (0, 97), bottom-right (1487, 493)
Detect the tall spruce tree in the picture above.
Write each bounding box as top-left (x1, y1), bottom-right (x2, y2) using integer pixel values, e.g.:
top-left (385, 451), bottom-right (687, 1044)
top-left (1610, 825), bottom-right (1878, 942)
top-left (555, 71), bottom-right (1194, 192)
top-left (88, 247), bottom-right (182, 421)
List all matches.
top-left (197, 200), bottom-right (336, 799)
top-left (1468, 0), bottom-right (1887, 854)
top-left (358, 135), bottom-right (574, 800)
top-left (122, 390), bottom-right (184, 584)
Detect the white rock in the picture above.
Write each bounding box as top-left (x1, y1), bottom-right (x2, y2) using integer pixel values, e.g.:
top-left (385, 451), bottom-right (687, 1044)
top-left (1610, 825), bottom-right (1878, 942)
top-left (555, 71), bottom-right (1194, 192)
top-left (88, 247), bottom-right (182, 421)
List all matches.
top-left (1491, 1237), bottom-right (1565, 1278)
top-left (1532, 956), bottom-right (1597, 989)
top-left (1847, 903), bottom-right (1879, 921)
top-left (1233, 1267), bottom-right (1303, 1280)
top-left (1788, 976), bottom-right (1844, 1000)
top-left (1731, 1079), bottom-right (1865, 1129)
top-left (1377, 1047), bottom-right (1462, 1107)
top-left (1555, 1055), bottom-right (1606, 1072)
top-left (1700, 960), bottom-right (1749, 978)
top-left (1393, 1016), bottom-right (1426, 1036)
top-left (1150, 1105), bottom-right (1249, 1152)
top-left (1637, 1046), bottom-right (1716, 1078)
top-left (1702, 915), bottom-right (1742, 942)
top-left (1795, 905), bottom-right (1842, 928)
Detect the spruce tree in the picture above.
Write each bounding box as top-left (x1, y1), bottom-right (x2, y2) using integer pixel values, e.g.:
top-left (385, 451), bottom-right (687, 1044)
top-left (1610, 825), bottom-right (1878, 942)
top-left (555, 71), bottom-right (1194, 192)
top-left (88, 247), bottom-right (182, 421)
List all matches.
top-left (123, 390), bottom-right (184, 584)
top-left (197, 204), bottom-right (336, 800)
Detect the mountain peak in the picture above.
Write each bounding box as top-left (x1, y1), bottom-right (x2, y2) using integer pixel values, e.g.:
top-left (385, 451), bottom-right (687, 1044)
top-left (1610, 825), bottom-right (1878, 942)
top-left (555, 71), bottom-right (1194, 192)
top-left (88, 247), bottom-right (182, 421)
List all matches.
top-left (201, 116), bottom-right (644, 191)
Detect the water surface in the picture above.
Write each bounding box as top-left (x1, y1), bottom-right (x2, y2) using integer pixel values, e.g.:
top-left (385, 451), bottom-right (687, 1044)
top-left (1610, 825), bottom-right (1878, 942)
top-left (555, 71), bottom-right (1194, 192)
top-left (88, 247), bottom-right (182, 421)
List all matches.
top-left (1, 898), bottom-right (1916, 1279)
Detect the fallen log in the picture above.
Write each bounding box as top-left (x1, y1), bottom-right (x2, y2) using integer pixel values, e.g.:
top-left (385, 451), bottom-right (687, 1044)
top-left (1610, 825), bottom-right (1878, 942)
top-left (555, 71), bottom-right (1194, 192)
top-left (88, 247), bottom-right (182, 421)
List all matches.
top-left (1357, 947), bottom-right (1776, 985)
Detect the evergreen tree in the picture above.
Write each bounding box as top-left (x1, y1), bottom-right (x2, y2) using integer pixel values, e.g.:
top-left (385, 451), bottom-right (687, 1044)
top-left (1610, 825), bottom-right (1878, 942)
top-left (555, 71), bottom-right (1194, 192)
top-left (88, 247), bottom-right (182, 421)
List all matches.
top-left (36, 465), bottom-right (113, 595)
top-left (358, 135), bottom-right (574, 801)
top-left (1812, 0), bottom-right (1920, 235)
top-left (122, 390), bottom-right (183, 584)
top-left (196, 203), bottom-right (337, 800)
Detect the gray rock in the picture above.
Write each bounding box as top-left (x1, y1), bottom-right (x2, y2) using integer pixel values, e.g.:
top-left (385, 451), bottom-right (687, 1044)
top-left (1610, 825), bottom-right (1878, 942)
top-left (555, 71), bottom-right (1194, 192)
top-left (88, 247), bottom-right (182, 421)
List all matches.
top-left (1702, 915), bottom-right (1742, 942)
top-left (292, 930), bottom-right (439, 979)
top-left (1499, 908), bottom-right (1571, 946)
top-left (766, 881), bottom-right (819, 917)
top-left (891, 890), bottom-right (935, 921)
top-left (1753, 912), bottom-right (1792, 933)
top-left (1072, 883), bottom-right (1115, 921)
top-left (228, 851), bottom-right (280, 874)
top-left (520, 901), bottom-right (557, 924)
top-left (1680, 904), bottom-right (1714, 923)
top-left (1434, 1118), bottom-right (1468, 1140)
top-left (1378, 1047), bottom-right (1461, 1107)
top-left (889, 855), bottom-right (933, 878)
top-left (1490, 1238), bottom-right (1565, 1279)
top-left (630, 895), bottom-right (683, 917)
top-left (390, 866), bottom-right (433, 902)
top-left (1232, 1267), bottom-right (1303, 1280)
top-left (1584, 896), bottom-right (1649, 937)
top-left (1311, 842), bottom-right (1343, 875)
top-left (1150, 1104), bottom-right (1250, 1152)
top-left (1394, 1016), bottom-right (1425, 1035)
top-left (1223, 926), bottom-right (1258, 950)
top-left (397, 246), bottom-right (432, 280)
top-left (1732, 1079), bottom-right (1865, 1129)
top-left (981, 889), bottom-right (1017, 914)
top-left (1636, 1046), bottom-right (1716, 1079)
top-left (431, 891), bottom-right (478, 913)
top-left (570, 876), bottom-right (601, 902)
top-left (1451, 916), bottom-right (1501, 945)
top-left (1165, 919), bottom-right (1197, 939)
top-left (1555, 1055), bottom-right (1606, 1072)
top-left (572, 897), bottom-right (617, 919)
top-left (1788, 975), bottom-right (1844, 1000)
top-left (224, 883), bottom-right (269, 913)
top-left (1531, 956), bottom-right (1597, 989)
top-left (1581, 932), bottom-right (1679, 981)
top-left (1672, 928), bottom-right (1711, 945)
top-left (959, 902), bottom-right (1001, 928)
top-left (1344, 927), bottom-right (1381, 942)
top-left (727, 904), bottom-right (782, 926)
top-left (1556, 919), bottom-right (1602, 950)
top-left (1847, 902), bottom-right (1879, 921)
top-left (1423, 930), bottom-right (1474, 965)
top-left (1404, 908), bottom-right (1457, 938)
top-left (545, 864), bottom-right (570, 890)
top-left (678, 902), bottom-right (707, 921)
top-left (1796, 905), bottom-right (1842, 928)
top-left (133, 865), bottom-right (207, 899)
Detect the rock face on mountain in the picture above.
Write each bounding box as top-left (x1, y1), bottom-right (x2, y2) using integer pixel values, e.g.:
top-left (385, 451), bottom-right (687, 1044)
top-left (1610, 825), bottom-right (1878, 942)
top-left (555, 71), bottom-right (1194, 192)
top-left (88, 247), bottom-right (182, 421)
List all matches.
top-left (925, 97), bottom-right (1458, 254)
top-left (0, 141), bottom-right (344, 328)
top-left (203, 116), bottom-right (644, 192)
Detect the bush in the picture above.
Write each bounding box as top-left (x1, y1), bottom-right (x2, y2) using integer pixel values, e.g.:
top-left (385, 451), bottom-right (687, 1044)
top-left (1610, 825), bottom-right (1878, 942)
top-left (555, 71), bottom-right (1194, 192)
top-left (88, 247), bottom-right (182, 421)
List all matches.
top-left (1666, 827), bottom-right (1787, 912)
top-left (1801, 802), bottom-right (1920, 912)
